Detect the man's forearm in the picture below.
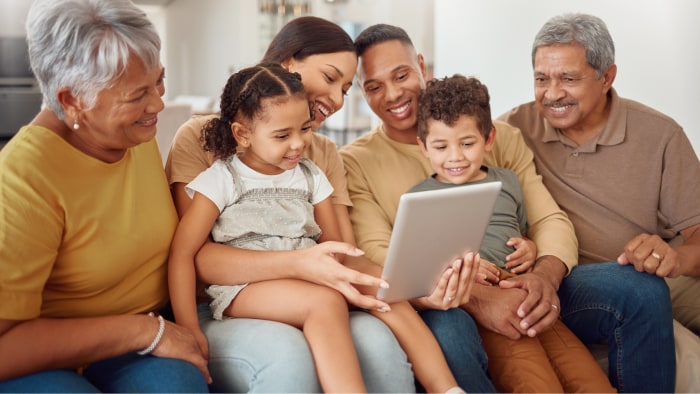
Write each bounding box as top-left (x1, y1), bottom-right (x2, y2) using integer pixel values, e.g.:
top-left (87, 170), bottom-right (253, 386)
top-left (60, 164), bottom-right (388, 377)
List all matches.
top-left (531, 255), bottom-right (568, 290)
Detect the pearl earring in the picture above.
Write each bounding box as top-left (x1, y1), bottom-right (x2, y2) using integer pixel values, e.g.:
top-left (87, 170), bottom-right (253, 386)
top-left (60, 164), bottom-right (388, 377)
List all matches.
top-left (73, 117), bottom-right (79, 130)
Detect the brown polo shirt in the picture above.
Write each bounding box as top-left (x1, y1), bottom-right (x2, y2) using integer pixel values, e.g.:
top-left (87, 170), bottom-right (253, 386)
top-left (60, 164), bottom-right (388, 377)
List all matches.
top-left (500, 89), bottom-right (700, 264)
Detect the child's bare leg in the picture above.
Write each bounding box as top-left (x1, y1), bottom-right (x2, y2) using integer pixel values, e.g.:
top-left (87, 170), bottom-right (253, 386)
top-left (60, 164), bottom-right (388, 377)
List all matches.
top-left (346, 256), bottom-right (460, 392)
top-left (225, 279), bottom-right (366, 393)
top-left (372, 301), bottom-right (459, 393)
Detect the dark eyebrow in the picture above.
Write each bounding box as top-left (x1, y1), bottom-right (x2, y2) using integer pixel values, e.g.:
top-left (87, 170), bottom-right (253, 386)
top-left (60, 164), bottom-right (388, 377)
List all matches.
top-left (326, 64), bottom-right (345, 78)
top-left (362, 65), bottom-right (409, 88)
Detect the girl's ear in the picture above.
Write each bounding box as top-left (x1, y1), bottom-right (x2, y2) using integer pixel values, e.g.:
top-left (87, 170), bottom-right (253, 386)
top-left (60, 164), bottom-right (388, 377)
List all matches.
top-left (231, 121), bottom-right (250, 147)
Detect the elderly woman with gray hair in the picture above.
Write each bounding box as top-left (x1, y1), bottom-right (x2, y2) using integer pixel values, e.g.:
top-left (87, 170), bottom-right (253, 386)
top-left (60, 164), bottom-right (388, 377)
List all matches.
top-left (0, 0), bottom-right (209, 391)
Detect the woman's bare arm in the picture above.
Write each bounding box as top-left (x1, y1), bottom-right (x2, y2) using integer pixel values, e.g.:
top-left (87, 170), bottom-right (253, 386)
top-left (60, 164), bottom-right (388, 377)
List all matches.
top-left (0, 315), bottom-right (209, 382)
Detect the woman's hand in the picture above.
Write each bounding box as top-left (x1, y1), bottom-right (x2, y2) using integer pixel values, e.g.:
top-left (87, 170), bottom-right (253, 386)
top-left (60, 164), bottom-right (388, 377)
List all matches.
top-left (151, 319), bottom-right (212, 384)
top-left (298, 241), bottom-right (392, 312)
top-left (505, 237), bottom-right (536, 274)
top-left (412, 252), bottom-right (479, 310)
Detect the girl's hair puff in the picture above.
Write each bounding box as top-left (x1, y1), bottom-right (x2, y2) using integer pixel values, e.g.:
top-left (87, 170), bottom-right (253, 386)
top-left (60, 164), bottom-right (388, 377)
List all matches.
top-left (201, 63), bottom-right (306, 160)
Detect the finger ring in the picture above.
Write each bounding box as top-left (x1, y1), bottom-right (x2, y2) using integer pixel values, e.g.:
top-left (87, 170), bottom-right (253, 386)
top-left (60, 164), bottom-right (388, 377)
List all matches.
top-left (651, 252), bottom-right (661, 260)
top-left (551, 304), bottom-right (559, 311)
top-left (447, 296), bottom-right (454, 302)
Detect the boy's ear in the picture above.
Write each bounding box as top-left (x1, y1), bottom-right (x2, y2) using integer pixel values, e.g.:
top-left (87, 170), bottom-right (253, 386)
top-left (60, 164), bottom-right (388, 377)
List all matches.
top-left (417, 136), bottom-right (430, 158)
top-left (484, 127), bottom-right (496, 152)
top-left (231, 122), bottom-right (250, 147)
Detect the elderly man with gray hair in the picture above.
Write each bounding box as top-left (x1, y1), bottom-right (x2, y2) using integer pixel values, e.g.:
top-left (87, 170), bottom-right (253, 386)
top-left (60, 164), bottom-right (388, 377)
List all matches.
top-left (501, 12), bottom-right (700, 393)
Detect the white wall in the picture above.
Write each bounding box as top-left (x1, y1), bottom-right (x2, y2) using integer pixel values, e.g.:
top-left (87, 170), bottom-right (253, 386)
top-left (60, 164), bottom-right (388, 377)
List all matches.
top-left (0, 0), bottom-right (30, 36)
top-left (434, 0), bottom-right (700, 157)
top-left (159, 0), bottom-right (433, 102)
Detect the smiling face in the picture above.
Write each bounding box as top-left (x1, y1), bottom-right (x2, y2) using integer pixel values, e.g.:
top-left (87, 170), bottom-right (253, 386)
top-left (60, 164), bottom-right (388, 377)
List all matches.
top-left (418, 115), bottom-right (494, 185)
top-left (283, 51), bottom-right (357, 131)
top-left (235, 95), bottom-right (313, 175)
top-left (62, 56), bottom-right (165, 162)
top-left (76, 56), bottom-right (165, 153)
top-left (534, 43), bottom-right (615, 138)
top-left (357, 40), bottom-right (427, 144)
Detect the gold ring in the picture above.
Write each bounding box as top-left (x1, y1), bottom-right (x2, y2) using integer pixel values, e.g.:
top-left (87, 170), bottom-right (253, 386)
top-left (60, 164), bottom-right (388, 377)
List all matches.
top-left (651, 252), bottom-right (661, 260)
top-left (551, 304), bottom-right (559, 311)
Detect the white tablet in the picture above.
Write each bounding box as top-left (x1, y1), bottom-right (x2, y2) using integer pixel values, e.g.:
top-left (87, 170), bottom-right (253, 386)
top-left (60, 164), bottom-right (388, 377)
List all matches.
top-left (377, 181), bottom-right (502, 303)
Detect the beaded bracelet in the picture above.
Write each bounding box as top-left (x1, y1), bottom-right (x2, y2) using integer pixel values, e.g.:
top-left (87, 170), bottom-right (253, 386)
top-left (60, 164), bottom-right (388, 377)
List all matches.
top-left (137, 313), bottom-right (165, 356)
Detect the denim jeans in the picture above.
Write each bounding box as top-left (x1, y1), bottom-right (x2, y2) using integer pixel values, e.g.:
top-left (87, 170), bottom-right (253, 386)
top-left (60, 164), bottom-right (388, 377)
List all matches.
top-left (559, 262), bottom-right (676, 393)
top-left (0, 354), bottom-right (208, 393)
top-left (198, 303), bottom-right (415, 393)
top-left (419, 308), bottom-right (495, 393)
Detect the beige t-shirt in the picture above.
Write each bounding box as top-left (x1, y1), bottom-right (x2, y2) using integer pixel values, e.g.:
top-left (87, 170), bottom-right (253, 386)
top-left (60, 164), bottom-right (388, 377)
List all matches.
top-left (165, 114), bottom-right (351, 206)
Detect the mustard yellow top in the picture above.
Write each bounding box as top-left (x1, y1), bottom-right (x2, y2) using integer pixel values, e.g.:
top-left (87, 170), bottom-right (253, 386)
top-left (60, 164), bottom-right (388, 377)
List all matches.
top-left (0, 125), bottom-right (178, 319)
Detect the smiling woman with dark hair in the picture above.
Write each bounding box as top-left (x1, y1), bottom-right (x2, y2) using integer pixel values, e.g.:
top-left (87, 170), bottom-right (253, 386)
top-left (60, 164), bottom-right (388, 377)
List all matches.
top-left (165, 16), bottom-right (417, 393)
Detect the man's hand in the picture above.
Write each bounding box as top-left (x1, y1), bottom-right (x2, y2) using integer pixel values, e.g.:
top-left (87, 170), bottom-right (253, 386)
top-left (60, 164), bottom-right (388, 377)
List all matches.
top-left (467, 255), bottom-right (565, 338)
top-left (617, 233), bottom-right (681, 278)
top-left (463, 284), bottom-right (529, 339)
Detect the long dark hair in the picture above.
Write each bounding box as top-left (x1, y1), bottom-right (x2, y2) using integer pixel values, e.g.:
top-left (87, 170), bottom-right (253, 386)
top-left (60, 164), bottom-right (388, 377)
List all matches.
top-left (262, 16), bottom-right (355, 63)
top-left (201, 63), bottom-right (306, 160)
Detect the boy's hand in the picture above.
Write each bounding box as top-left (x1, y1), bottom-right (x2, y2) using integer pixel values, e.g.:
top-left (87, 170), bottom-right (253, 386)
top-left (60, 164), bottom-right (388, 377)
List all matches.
top-left (505, 237), bottom-right (536, 274)
top-left (477, 259), bottom-right (501, 285)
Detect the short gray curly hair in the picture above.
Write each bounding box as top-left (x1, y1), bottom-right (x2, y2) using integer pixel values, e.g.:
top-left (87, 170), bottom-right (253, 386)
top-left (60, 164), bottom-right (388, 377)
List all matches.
top-left (532, 13), bottom-right (615, 79)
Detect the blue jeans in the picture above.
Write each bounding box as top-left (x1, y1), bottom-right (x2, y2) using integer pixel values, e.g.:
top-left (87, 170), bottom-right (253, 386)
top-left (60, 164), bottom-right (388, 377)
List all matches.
top-left (419, 308), bottom-right (495, 393)
top-left (198, 303), bottom-right (415, 393)
top-left (559, 262), bottom-right (676, 393)
top-left (0, 353), bottom-right (208, 393)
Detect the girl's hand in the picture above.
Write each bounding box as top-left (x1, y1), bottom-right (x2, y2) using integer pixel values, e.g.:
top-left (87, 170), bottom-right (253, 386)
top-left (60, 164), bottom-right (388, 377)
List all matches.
top-left (505, 237), bottom-right (536, 274)
top-left (412, 252), bottom-right (479, 310)
top-left (477, 259), bottom-right (501, 286)
top-left (298, 241), bottom-right (392, 312)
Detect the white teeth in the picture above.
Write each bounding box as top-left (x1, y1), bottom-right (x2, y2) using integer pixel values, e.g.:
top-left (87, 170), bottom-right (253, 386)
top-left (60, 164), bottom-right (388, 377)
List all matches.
top-left (389, 102), bottom-right (410, 114)
top-left (137, 118), bottom-right (157, 126)
top-left (551, 105), bottom-right (569, 113)
top-left (317, 103), bottom-right (331, 117)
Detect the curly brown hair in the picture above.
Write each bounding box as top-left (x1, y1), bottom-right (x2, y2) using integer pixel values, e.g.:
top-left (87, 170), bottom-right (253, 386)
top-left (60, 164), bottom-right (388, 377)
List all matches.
top-left (417, 74), bottom-right (493, 144)
top-left (201, 63), bottom-right (306, 160)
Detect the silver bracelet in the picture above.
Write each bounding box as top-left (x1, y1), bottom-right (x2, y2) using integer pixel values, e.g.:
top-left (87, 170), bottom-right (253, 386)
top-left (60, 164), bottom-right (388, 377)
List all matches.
top-left (137, 313), bottom-right (165, 356)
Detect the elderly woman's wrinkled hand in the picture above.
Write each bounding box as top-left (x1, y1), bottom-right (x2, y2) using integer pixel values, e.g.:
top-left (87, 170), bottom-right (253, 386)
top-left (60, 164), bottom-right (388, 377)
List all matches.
top-left (152, 319), bottom-right (212, 384)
